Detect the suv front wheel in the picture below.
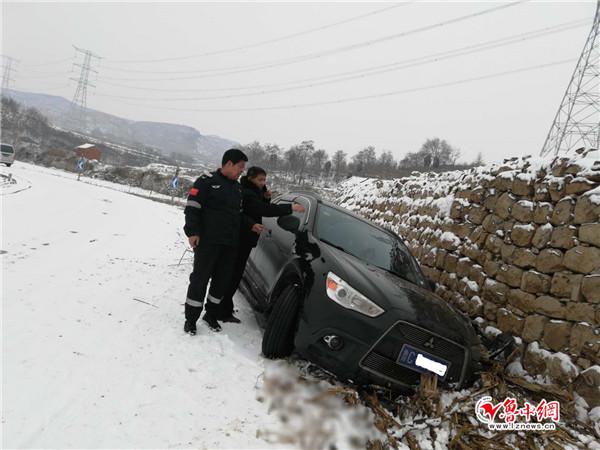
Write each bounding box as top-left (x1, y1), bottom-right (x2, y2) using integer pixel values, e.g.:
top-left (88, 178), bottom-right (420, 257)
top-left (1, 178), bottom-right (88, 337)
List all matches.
top-left (262, 284), bottom-right (300, 358)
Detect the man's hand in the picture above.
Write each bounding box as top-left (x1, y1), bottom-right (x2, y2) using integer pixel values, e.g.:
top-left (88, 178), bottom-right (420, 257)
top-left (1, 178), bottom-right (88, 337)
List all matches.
top-left (188, 235), bottom-right (200, 249)
top-left (264, 189), bottom-right (272, 199)
top-left (251, 223), bottom-right (265, 234)
top-left (292, 203), bottom-right (305, 213)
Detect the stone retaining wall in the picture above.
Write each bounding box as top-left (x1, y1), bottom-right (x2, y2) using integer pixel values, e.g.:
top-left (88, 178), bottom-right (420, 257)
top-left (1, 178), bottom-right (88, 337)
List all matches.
top-left (336, 149), bottom-right (600, 405)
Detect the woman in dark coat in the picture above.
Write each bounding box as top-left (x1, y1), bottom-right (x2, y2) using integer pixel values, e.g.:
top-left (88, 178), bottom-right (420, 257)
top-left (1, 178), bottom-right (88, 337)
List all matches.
top-left (218, 166), bottom-right (305, 322)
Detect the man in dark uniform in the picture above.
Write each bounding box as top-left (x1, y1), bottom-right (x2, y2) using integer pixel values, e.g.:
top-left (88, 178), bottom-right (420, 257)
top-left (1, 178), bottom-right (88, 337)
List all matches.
top-left (183, 149), bottom-right (263, 334)
top-left (217, 166), bottom-right (305, 322)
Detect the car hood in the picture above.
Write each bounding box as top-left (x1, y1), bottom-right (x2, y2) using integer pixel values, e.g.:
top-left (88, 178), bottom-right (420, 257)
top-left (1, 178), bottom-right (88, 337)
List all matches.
top-left (320, 242), bottom-right (477, 345)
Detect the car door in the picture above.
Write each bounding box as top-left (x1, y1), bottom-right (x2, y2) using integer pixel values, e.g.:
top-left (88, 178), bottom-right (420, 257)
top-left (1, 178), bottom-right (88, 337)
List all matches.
top-left (252, 195), bottom-right (311, 305)
top-left (244, 195), bottom-right (293, 308)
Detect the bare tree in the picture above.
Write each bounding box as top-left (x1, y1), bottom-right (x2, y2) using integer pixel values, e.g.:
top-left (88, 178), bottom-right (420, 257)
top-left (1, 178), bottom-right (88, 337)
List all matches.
top-left (243, 141), bottom-right (267, 167)
top-left (311, 149), bottom-right (328, 175)
top-left (472, 152), bottom-right (484, 166)
top-left (332, 150), bottom-right (347, 179)
top-left (264, 143), bottom-right (282, 171)
top-left (377, 150), bottom-right (396, 177)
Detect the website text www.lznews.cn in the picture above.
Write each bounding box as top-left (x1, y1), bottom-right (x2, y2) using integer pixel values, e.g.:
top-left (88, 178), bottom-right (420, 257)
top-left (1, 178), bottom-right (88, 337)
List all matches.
top-left (487, 422), bottom-right (557, 431)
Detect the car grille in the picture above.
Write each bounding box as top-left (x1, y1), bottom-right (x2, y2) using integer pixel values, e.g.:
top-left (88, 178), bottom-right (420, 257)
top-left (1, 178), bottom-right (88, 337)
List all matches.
top-left (359, 321), bottom-right (467, 386)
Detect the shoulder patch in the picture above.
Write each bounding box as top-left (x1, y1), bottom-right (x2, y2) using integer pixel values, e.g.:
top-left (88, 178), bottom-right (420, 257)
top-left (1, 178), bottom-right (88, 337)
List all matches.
top-left (189, 187), bottom-right (199, 196)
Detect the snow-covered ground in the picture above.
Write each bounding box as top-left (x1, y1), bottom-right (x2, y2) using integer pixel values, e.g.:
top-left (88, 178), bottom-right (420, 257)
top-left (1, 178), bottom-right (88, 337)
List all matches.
top-left (4, 162), bottom-right (598, 449)
top-left (1, 162), bottom-right (288, 448)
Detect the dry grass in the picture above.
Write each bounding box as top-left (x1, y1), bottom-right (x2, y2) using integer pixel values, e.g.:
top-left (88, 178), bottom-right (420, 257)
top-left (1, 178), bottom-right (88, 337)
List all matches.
top-left (258, 358), bottom-right (598, 449)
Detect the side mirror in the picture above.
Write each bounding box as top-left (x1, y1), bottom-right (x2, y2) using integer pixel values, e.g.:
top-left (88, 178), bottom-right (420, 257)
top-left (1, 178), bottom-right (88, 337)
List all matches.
top-left (277, 215), bottom-right (300, 233)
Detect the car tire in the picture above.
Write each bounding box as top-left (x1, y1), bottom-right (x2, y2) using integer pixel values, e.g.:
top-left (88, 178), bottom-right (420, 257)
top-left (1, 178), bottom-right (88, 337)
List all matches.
top-left (262, 285), bottom-right (300, 359)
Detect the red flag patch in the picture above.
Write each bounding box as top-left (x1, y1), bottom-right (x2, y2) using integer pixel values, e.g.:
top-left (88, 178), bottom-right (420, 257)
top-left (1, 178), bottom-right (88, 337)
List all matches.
top-left (189, 187), bottom-right (199, 196)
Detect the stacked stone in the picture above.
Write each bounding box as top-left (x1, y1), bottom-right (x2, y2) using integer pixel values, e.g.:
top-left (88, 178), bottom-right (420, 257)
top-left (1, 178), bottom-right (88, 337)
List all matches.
top-left (336, 149), bottom-right (600, 404)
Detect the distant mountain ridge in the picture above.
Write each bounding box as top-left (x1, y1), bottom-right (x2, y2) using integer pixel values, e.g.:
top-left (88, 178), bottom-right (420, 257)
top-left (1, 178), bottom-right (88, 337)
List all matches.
top-left (3, 89), bottom-right (238, 162)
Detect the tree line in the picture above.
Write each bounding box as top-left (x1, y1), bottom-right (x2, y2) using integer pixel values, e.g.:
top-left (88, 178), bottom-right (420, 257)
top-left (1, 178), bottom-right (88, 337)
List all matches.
top-left (240, 138), bottom-right (484, 182)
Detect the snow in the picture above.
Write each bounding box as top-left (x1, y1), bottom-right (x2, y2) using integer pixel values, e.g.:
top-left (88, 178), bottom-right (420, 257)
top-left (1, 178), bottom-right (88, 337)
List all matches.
top-left (513, 223), bottom-right (535, 232)
top-left (1, 162), bottom-right (290, 448)
top-left (440, 231), bottom-right (461, 246)
top-left (515, 199), bottom-right (534, 209)
top-left (469, 295), bottom-right (482, 307)
top-left (549, 352), bottom-right (580, 378)
top-left (584, 185), bottom-right (600, 205)
top-left (430, 194), bottom-right (455, 217)
top-left (528, 341), bottom-right (552, 359)
top-left (506, 360), bottom-right (527, 377)
top-left (515, 172), bottom-right (535, 182)
top-left (461, 277), bottom-right (480, 293)
top-left (573, 392), bottom-right (590, 424)
top-left (483, 326), bottom-right (502, 337)
top-left (75, 143), bottom-right (96, 149)
top-left (582, 365), bottom-right (600, 377)
top-left (590, 406), bottom-right (600, 422)
top-left (498, 170), bottom-right (516, 180)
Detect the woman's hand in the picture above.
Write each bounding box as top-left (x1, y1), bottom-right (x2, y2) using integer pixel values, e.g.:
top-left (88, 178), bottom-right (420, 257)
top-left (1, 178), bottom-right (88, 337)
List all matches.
top-left (188, 235), bottom-right (200, 248)
top-left (292, 203), bottom-right (305, 213)
top-left (251, 223), bottom-right (265, 234)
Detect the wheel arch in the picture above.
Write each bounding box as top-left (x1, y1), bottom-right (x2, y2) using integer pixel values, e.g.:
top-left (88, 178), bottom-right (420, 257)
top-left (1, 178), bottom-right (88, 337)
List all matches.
top-left (267, 260), bottom-right (305, 311)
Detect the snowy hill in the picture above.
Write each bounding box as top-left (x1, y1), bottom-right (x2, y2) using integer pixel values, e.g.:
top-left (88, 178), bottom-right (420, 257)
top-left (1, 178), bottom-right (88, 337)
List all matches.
top-left (3, 89), bottom-right (238, 162)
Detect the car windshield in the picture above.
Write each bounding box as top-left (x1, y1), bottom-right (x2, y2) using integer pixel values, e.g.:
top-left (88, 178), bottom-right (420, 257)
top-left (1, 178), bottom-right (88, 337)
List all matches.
top-left (1, 145), bottom-right (14, 154)
top-left (315, 204), bottom-right (427, 287)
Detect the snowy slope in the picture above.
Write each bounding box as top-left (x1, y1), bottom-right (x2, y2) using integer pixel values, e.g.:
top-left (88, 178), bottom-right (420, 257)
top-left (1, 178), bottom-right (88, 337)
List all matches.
top-left (1, 162), bottom-right (286, 448)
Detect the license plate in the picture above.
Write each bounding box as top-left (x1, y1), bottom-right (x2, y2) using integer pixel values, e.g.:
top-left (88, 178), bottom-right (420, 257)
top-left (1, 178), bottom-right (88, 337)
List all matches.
top-left (396, 344), bottom-right (450, 378)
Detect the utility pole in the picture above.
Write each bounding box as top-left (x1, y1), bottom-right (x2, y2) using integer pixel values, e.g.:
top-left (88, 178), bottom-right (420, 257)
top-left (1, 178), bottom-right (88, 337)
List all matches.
top-left (541, 0), bottom-right (600, 156)
top-left (1, 55), bottom-right (18, 91)
top-left (70, 45), bottom-right (101, 110)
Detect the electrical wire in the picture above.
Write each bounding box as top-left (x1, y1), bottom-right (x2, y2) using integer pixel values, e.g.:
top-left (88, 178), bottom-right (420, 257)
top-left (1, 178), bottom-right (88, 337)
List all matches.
top-left (98, 1), bottom-right (528, 81)
top-left (105, 3), bottom-right (412, 64)
top-left (94, 57), bottom-right (576, 112)
top-left (92, 18), bottom-right (587, 101)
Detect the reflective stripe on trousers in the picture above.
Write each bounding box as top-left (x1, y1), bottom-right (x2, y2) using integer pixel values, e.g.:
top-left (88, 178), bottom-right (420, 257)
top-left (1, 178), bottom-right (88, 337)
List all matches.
top-left (186, 297), bottom-right (203, 308)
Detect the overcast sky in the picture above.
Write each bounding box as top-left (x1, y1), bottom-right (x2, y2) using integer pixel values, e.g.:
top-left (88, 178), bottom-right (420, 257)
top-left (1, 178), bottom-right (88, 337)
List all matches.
top-left (2, 1), bottom-right (596, 163)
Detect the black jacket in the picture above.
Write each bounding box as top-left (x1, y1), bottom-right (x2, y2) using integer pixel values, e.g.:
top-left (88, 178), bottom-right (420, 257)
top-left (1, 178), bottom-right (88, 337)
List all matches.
top-left (240, 175), bottom-right (293, 247)
top-left (184, 169), bottom-right (254, 246)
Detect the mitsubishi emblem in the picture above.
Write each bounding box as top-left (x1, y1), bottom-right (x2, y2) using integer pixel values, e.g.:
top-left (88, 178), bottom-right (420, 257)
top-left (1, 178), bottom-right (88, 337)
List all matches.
top-left (424, 337), bottom-right (435, 349)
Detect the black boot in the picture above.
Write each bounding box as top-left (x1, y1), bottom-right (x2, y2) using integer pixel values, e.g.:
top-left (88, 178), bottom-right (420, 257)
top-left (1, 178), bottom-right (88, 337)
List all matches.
top-left (184, 320), bottom-right (197, 336)
top-left (220, 314), bottom-right (241, 324)
top-left (202, 312), bottom-right (222, 332)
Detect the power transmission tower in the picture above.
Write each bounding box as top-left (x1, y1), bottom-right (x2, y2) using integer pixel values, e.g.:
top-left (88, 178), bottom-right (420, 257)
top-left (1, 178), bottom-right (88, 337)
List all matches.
top-left (541, 1), bottom-right (600, 156)
top-left (70, 45), bottom-right (101, 109)
top-left (1, 55), bottom-right (18, 91)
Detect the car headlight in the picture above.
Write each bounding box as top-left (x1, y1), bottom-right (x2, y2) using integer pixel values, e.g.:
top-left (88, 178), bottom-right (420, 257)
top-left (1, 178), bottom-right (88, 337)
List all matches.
top-left (326, 272), bottom-right (384, 317)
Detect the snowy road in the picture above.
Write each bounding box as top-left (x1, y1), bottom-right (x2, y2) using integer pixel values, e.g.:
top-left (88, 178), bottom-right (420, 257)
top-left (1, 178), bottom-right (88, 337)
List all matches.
top-left (1, 163), bottom-right (283, 448)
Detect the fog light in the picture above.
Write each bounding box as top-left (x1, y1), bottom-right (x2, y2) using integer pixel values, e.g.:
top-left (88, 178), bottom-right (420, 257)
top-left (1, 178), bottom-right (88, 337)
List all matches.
top-left (323, 334), bottom-right (344, 350)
